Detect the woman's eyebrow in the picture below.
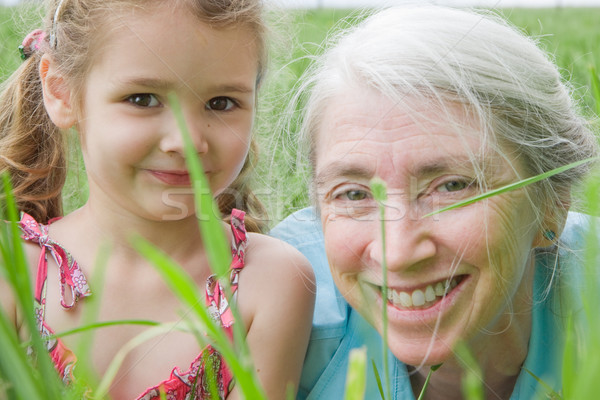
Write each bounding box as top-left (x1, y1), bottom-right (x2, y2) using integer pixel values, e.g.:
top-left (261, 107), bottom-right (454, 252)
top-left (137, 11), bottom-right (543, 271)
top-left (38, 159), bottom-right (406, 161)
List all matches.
top-left (315, 161), bottom-right (374, 187)
top-left (409, 154), bottom-right (485, 177)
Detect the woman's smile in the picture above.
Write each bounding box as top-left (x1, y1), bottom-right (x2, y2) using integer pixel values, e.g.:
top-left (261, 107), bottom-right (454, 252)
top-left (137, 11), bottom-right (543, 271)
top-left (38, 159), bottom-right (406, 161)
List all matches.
top-left (317, 88), bottom-right (540, 364)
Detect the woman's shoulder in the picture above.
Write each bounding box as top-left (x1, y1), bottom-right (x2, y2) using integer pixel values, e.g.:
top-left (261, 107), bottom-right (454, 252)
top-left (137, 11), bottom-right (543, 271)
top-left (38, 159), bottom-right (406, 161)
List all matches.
top-left (560, 211), bottom-right (599, 250)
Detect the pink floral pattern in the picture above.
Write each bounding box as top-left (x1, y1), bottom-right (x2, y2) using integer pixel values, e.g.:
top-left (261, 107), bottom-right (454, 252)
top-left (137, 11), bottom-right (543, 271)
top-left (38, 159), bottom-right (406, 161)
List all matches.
top-left (20, 209), bottom-right (248, 399)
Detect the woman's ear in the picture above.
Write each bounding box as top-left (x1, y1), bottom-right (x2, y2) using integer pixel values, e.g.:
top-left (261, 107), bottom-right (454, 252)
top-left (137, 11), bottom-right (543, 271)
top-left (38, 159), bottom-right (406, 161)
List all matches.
top-left (39, 54), bottom-right (76, 129)
top-left (533, 197), bottom-right (570, 248)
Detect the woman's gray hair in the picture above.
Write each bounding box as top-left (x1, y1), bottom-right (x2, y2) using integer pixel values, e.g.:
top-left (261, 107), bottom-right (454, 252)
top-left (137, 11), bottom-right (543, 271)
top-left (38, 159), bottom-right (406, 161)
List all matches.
top-left (294, 5), bottom-right (598, 221)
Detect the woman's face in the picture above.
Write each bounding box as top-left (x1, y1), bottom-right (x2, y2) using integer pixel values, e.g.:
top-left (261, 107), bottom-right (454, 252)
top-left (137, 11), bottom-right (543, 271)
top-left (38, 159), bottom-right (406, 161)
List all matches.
top-left (314, 88), bottom-right (542, 366)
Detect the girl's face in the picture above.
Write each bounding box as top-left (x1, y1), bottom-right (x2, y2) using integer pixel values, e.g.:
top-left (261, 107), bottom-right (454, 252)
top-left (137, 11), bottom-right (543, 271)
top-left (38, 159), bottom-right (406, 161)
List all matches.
top-left (315, 88), bottom-right (543, 366)
top-left (77, 4), bottom-right (258, 221)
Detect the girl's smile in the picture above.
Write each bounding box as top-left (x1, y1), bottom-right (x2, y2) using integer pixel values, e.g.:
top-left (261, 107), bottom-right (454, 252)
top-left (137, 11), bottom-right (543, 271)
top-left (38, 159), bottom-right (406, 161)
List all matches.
top-left (146, 170), bottom-right (192, 186)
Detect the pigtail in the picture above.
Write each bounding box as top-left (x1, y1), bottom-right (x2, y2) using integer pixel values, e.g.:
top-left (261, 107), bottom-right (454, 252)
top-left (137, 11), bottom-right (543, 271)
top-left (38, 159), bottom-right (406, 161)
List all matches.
top-left (0, 53), bottom-right (66, 223)
top-left (217, 139), bottom-right (267, 233)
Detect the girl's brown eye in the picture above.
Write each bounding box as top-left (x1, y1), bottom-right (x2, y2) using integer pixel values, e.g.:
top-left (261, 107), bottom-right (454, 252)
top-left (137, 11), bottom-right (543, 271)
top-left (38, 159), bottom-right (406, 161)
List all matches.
top-left (207, 97), bottom-right (235, 111)
top-left (127, 93), bottom-right (160, 108)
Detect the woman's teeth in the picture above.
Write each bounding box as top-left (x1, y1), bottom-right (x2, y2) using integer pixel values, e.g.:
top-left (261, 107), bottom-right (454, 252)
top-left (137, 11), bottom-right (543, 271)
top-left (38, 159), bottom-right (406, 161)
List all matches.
top-left (386, 278), bottom-right (459, 309)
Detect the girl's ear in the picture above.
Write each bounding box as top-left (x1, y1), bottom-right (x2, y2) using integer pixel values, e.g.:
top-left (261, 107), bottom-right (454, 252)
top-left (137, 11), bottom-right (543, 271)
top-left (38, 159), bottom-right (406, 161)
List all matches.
top-left (533, 197), bottom-right (570, 248)
top-left (40, 54), bottom-right (76, 129)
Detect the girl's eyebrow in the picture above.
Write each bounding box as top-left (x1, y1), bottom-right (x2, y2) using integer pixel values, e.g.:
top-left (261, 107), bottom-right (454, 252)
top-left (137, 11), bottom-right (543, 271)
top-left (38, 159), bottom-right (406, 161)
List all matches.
top-left (209, 83), bottom-right (255, 94)
top-left (115, 76), bottom-right (174, 91)
top-left (115, 77), bottom-right (254, 95)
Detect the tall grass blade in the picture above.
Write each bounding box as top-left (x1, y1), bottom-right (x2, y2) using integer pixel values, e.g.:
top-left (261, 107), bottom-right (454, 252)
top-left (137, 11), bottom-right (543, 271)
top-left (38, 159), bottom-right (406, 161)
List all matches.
top-left (344, 347), bottom-right (367, 400)
top-left (522, 367), bottom-right (562, 399)
top-left (0, 173), bottom-right (64, 399)
top-left (167, 92), bottom-right (251, 357)
top-left (71, 241), bottom-right (110, 390)
top-left (454, 341), bottom-right (484, 400)
top-left (566, 171), bottom-right (600, 399)
top-left (166, 92), bottom-right (230, 280)
top-left (416, 364), bottom-right (442, 400)
top-left (370, 177), bottom-right (391, 400)
top-left (132, 237), bottom-right (266, 399)
top-left (422, 158), bottom-right (596, 218)
top-left (589, 66), bottom-right (600, 116)
top-left (94, 322), bottom-right (184, 398)
top-left (166, 92), bottom-right (265, 399)
top-left (371, 360), bottom-right (386, 400)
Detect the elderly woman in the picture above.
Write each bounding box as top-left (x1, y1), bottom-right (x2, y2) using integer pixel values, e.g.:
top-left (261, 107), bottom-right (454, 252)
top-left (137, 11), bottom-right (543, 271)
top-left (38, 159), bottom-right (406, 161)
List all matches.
top-left (271, 5), bottom-right (599, 400)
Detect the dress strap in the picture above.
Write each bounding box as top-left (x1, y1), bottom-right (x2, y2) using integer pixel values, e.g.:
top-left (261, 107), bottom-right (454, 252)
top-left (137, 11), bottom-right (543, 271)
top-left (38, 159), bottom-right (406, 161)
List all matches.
top-left (19, 212), bottom-right (92, 310)
top-left (205, 209), bottom-right (249, 331)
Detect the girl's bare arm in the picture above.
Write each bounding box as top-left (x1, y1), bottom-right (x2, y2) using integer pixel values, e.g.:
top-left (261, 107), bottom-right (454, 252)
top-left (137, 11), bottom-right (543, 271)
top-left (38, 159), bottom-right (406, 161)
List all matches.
top-left (230, 233), bottom-right (315, 399)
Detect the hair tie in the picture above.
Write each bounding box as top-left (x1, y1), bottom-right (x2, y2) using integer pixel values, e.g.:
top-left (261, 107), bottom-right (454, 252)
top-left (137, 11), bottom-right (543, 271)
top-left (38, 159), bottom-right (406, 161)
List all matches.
top-left (50, 0), bottom-right (67, 49)
top-left (18, 29), bottom-right (47, 60)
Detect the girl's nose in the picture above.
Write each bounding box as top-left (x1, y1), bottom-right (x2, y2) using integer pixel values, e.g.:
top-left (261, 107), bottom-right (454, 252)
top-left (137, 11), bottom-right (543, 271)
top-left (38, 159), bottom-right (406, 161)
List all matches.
top-left (368, 204), bottom-right (436, 272)
top-left (160, 111), bottom-right (209, 155)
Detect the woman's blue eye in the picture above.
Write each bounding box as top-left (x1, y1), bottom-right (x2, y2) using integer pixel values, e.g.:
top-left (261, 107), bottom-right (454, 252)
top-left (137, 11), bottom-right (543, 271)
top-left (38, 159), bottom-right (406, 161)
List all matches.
top-left (207, 97), bottom-right (236, 111)
top-left (127, 94), bottom-right (160, 108)
top-left (438, 180), bottom-right (469, 192)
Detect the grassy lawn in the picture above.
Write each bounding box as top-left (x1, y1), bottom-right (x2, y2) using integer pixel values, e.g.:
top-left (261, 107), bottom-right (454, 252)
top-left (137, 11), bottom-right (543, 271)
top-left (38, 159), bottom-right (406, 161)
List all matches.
top-left (1, 5), bottom-right (599, 225)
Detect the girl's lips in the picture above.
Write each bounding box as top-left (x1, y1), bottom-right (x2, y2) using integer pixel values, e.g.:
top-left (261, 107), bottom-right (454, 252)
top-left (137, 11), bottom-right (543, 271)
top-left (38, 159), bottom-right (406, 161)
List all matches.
top-left (148, 170), bottom-right (191, 186)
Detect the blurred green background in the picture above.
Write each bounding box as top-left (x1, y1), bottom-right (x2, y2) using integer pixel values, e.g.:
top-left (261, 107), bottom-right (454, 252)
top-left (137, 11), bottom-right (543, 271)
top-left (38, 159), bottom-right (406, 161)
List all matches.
top-left (1, 5), bottom-right (599, 225)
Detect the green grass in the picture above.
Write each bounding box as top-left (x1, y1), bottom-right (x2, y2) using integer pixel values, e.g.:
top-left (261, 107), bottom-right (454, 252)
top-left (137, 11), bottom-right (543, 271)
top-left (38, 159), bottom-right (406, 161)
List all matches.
top-left (1, 4), bottom-right (600, 399)
top-left (2, 5), bottom-right (599, 224)
top-left (253, 7), bottom-right (600, 225)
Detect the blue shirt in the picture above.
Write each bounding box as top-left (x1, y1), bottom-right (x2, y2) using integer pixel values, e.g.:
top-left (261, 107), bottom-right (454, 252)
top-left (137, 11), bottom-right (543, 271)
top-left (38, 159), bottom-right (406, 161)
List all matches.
top-left (270, 207), bottom-right (595, 400)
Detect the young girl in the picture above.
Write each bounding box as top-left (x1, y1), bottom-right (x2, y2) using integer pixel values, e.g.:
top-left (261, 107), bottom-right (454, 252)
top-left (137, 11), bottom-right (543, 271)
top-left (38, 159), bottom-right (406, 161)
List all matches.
top-left (0, 0), bottom-right (315, 399)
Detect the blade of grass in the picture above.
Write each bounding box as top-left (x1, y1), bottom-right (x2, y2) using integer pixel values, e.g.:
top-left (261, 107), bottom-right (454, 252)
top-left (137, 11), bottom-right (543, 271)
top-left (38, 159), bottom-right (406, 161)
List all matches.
top-left (167, 92), bottom-right (251, 360)
top-left (167, 92), bottom-right (230, 280)
top-left (167, 92), bottom-right (264, 398)
top-left (46, 320), bottom-right (161, 341)
top-left (72, 241), bottom-right (110, 389)
top-left (522, 367), bottom-right (562, 399)
top-left (94, 322), bottom-right (184, 398)
top-left (0, 305), bottom-right (47, 399)
top-left (422, 158), bottom-right (597, 218)
top-left (589, 66), bottom-right (600, 116)
top-left (344, 347), bottom-right (367, 400)
top-left (416, 364), bottom-right (443, 400)
top-left (568, 171), bottom-right (600, 399)
top-left (132, 237), bottom-right (266, 399)
top-left (371, 360), bottom-right (386, 400)
top-left (0, 173), bottom-right (64, 399)
top-left (370, 178), bottom-right (391, 400)
top-left (454, 341), bottom-right (484, 400)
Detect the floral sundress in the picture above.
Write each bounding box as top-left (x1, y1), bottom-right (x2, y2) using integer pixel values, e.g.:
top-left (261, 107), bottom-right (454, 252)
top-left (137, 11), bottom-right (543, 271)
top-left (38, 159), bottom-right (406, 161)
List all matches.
top-left (19, 209), bottom-right (249, 399)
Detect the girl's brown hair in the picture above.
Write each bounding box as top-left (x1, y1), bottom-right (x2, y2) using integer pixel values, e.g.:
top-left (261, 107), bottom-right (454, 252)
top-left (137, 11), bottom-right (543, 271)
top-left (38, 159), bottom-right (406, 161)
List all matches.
top-left (0, 0), bottom-right (268, 231)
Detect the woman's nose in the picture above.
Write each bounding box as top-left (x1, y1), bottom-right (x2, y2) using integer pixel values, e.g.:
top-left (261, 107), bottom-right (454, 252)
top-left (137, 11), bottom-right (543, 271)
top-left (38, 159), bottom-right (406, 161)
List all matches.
top-left (369, 204), bottom-right (436, 272)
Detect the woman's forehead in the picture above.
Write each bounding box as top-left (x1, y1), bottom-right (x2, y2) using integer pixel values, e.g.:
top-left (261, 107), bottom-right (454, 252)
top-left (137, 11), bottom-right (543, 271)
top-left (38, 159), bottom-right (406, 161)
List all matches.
top-left (312, 89), bottom-right (521, 184)
top-left (315, 89), bottom-right (485, 155)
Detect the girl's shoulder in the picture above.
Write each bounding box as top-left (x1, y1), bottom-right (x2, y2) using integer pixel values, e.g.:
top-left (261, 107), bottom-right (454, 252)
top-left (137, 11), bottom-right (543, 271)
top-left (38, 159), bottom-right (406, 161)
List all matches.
top-left (238, 232), bottom-right (315, 317)
top-left (244, 232), bottom-right (315, 283)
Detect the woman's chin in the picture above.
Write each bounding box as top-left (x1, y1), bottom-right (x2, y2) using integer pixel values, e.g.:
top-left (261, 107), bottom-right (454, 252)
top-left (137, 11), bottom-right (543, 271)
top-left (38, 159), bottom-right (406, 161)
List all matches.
top-left (387, 340), bottom-right (455, 367)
